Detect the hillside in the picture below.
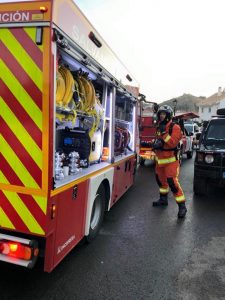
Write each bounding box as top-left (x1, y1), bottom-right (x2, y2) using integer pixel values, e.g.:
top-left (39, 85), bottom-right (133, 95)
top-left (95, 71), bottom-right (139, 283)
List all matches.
top-left (160, 94), bottom-right (205, 113)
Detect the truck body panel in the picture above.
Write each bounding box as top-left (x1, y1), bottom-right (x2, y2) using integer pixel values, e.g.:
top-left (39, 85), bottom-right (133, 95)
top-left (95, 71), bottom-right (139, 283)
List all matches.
top-left (0, 0), bottom-right (139, 271)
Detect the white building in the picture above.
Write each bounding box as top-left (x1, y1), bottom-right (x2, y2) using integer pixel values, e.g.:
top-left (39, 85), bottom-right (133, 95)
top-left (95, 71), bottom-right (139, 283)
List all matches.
top-left (198, 87), bottom-right (225, 121)
top-left (218, 99), bottom-right (225, 109)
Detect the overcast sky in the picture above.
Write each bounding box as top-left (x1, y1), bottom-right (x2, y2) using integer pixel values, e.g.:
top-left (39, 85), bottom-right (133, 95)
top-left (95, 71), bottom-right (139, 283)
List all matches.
top-left (2, 0), bottom-right (225, 102)
top-left (74, 0), bottom-right (225, 102)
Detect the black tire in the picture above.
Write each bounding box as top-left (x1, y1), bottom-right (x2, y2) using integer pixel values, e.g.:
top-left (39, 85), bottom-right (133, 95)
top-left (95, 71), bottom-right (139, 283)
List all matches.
top-left (86, 184), bottom-right (105, 243)
top-left (187, 150), bottom-right (193, 159)
top-left (139, 157), bottom-right (145, 166)
top-left (178, 148), bottom-right (183, 165)
top-left (193, 176), bottom-right (207, 196)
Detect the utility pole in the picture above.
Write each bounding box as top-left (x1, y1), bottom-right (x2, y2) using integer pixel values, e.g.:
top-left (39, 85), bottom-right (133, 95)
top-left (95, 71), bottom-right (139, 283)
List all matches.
top-left (173, 99), bottom-right (177, 116)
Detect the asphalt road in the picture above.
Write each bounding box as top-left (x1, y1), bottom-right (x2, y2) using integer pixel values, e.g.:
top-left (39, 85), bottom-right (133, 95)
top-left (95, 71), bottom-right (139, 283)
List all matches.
top-left (1, 155), bottom-right (225, 300)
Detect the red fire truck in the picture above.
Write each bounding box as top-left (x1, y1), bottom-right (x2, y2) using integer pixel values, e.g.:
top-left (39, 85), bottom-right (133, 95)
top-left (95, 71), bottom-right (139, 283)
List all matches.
top-left (0, 0), bottom-right (139, 272)
top-left (139, 100), bottom-right (158, 165)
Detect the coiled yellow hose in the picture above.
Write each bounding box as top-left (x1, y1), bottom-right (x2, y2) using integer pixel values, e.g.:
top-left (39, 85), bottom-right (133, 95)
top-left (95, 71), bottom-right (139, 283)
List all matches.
top-left (59, 66), bottom-right (75, 107)
top-left (56, 71), bottom-right (66, 107)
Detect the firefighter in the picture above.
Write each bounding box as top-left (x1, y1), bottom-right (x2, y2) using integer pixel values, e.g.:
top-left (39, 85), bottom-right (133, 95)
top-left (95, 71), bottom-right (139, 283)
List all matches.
top-left (152, 105), bottom-right (187, 218)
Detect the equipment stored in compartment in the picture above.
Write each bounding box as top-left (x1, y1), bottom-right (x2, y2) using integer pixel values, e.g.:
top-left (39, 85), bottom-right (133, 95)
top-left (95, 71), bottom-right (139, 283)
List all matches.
top-left (89, 130), bottom-right (102, 163)
top-left (56, 128), bottom-right (91, 161)
top-left (114, 127), bottom-right (131, 155)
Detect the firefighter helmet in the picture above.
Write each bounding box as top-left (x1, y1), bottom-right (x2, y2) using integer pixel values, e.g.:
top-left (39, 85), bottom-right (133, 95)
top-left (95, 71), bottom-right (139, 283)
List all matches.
top-left (157, 105), bottom-right (173, 122)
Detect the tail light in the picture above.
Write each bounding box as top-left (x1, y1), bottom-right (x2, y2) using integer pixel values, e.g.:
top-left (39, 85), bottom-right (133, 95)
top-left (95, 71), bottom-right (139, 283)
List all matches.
top-left (0, 234), bottom-right (39, 268)
top-left (0, 241), bottom-right (38, 261)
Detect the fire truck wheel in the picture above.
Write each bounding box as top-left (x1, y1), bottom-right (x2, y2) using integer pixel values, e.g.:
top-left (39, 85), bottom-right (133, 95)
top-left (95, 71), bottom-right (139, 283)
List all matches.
top-left (86, 184), bottom-right (105, 243)
top-left (193, 176), bottom-right (207, 196)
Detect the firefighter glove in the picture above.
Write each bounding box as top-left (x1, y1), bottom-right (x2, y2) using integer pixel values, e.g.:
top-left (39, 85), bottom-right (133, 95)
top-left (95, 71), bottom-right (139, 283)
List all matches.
top-left (152, 138), bottom-right (164, 150)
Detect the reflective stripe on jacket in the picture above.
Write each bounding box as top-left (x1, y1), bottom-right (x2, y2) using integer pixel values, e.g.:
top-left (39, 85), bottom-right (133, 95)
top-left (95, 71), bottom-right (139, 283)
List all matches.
top-left (155, 120), bottom-right (182, 160)
top-left (155, 156), bottom-right (177, 165)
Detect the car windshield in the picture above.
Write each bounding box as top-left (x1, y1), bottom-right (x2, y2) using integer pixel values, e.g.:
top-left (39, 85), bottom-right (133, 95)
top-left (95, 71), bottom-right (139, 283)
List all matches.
top-left (204, 119), bottom-right (225, 149)
top-left (184, 124), bottom-right (193, 133)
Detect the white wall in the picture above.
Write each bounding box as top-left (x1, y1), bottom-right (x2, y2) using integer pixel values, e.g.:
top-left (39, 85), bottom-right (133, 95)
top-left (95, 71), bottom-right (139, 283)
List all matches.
top-left (218, 99), bottom-right (225, 109)
top-left (198, 104), bottom-right (219, 121)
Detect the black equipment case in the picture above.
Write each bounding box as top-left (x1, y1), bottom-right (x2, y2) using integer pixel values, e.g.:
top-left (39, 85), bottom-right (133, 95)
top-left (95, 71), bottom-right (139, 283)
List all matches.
top-left (56, 128), bottom-right (91, 160)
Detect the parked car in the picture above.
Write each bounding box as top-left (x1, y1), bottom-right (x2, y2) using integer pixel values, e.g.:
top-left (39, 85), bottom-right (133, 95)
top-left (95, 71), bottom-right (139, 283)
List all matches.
top-left (184, 122), bottom-right (200, 148)
top-left (182, 127), bottom-right (194, 159)
top-left (173, 112), bottom-right (199, 161)
top-left (193, 108), bottom-right (225, 195)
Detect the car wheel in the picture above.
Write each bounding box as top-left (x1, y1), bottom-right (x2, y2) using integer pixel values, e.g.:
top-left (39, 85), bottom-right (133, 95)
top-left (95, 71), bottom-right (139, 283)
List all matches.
top-left (193, 176), bottom-right (207, 196)
top-left (86, 184), bottom-right (105, 243)
top-left (178, 147), bottom-right (183, 165)
top-left (187, 150), bottom-right (193, 159)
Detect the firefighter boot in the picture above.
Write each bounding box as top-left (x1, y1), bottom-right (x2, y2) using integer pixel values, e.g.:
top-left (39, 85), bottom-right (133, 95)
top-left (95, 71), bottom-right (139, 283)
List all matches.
top-left (152, 195), bottom-right (168, 207)
top-left (177, 203), bottom-right (187, 218)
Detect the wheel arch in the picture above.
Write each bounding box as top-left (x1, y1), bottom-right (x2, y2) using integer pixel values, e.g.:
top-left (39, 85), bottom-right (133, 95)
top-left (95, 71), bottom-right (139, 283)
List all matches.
top-left (84, 167), bottom-right (114, 236)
